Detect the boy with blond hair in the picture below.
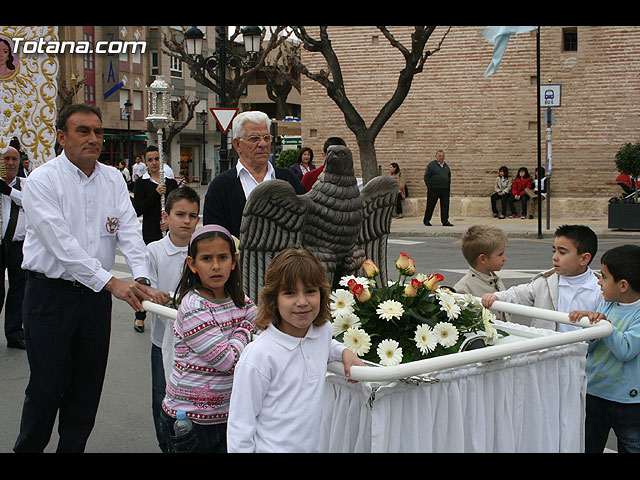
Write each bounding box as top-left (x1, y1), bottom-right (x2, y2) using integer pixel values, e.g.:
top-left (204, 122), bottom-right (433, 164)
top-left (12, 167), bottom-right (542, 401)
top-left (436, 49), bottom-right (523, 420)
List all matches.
top-left (454, 225), bottom-right (508, 297)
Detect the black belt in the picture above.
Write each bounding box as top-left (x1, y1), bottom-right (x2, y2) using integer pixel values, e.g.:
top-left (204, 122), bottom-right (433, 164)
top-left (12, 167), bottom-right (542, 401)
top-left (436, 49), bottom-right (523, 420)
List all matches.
top-left (27, 271), bottom-right (88, 289)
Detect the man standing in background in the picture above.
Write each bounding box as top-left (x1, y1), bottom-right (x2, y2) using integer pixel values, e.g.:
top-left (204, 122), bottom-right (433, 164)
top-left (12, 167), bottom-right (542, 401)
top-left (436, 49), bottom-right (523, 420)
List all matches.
top-left (423, 149), bottom-right (453, 227)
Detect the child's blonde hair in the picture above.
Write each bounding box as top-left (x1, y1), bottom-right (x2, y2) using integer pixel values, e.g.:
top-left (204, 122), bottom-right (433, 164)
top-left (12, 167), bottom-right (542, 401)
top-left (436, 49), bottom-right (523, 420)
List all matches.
top-left (461, 225), bottom-right (507, 268)
top-left (256, 246), bottom-right (330, 331)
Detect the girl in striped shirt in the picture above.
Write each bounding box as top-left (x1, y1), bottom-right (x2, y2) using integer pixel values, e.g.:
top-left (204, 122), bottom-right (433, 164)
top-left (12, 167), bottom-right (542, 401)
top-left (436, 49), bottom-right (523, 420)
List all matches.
top-left (159, 224), bottom-right (257, 453)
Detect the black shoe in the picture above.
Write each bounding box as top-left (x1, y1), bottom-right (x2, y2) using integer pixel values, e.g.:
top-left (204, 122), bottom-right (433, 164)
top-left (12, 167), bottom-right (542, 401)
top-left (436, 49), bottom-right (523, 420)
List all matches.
top-left (134, 320), bottom-right (145, 333)
top-left (7, 339), bottom-right (26, 350)
top-left (442, 222), bottom-right (454, 226)
top-left (423, 221), bottom-right (432, 226)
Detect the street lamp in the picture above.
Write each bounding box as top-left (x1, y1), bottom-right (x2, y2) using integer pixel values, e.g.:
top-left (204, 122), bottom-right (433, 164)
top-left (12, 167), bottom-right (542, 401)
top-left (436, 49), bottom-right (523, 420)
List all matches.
top-left (198, 110), bottom-right (208, 184)
top-left (124, 99), bottom-right (132, 167)
top-left (183, 26), bottom-right (262, 172)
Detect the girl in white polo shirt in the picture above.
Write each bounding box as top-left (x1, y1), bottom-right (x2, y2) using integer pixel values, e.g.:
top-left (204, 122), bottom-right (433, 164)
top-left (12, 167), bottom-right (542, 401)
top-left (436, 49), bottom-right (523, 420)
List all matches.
top-left (226, 246), bottom-right (363, 453)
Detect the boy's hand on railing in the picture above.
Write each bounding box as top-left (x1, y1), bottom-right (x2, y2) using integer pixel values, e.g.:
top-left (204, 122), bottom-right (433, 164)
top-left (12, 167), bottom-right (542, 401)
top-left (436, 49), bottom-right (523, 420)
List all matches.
top-left (481, 293), bottom-right (499, 309)
top-left (568, 310), bottom-right (609, 324)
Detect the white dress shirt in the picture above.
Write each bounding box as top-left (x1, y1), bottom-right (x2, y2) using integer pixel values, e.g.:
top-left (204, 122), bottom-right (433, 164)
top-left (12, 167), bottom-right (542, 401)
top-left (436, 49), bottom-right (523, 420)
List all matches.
top-left (227, 321), bottom-right (345, 453)
top-left (235, 160), bottom-right (276, 200)
top-left (557, 267), bottom-right (602, 332)
top-left (21, 151), bottom-right (149, 292)
top-left (1, 176), bottom-right (26, 242)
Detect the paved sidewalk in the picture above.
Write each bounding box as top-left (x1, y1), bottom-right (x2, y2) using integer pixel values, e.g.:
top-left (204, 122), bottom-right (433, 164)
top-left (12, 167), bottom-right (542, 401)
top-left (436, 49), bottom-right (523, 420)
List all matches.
top-left (188, 184), bottom-right (638, 240)
top-left (390, 214), bottom-right (640, 240)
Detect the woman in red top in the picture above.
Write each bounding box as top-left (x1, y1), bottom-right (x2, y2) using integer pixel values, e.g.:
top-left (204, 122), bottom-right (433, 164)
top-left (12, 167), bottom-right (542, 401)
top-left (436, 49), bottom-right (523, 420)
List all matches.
top-left (508, 167), bottom-right (533, 218)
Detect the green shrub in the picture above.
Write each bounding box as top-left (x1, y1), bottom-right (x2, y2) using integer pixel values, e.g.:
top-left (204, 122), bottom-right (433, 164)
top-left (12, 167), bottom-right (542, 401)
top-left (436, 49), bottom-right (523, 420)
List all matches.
top-left (276, 148), bottom-right (299, 169)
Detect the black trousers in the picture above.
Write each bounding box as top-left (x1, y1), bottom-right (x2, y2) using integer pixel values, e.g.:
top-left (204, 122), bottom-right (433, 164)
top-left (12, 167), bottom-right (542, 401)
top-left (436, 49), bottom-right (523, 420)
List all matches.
top-left (1, 241), bottom-right (26, 343)
top-left (14, 273), bottom-right (112, 453)
top-left (423, 188), bottom-right (450, 224)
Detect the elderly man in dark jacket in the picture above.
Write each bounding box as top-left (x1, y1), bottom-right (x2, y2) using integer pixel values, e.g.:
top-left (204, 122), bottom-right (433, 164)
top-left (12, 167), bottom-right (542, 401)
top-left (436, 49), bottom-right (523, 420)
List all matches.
top-left (423, 149), bottom-right (453, 227)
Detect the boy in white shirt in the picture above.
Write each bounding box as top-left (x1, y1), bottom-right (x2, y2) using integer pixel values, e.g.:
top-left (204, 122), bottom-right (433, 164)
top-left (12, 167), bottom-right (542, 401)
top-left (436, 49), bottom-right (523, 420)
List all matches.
top-left (482, 225), bottom-right (602, 331)
top-left (147, 187), bottom-right (200, 452)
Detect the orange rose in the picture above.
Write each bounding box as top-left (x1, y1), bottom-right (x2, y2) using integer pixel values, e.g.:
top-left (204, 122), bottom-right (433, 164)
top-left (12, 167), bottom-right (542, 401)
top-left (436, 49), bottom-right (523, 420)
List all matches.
top-left (404, 278), bottom-right (422, 297)
top-left (352, 283), bottom-right (372, 302)
top-left (406, 257), bottom-right (416, 275)
top-left (396, 252), bottom-right (410, 271)
top-left (361, 259), bottom-right (379, 278)
top-left (423, 273), bottom-right (444, 291)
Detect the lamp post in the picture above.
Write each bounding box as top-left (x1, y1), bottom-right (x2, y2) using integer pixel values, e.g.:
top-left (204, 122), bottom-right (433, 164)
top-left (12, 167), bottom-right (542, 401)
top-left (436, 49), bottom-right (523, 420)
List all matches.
top-left (183, 26), bottom-right (262, 172)
top-left (146, 75), bottom-right (174, 214)
top-left (124, 99), bottom-right (132, 167)
top-left (198, 110), bottom-right (208, 184)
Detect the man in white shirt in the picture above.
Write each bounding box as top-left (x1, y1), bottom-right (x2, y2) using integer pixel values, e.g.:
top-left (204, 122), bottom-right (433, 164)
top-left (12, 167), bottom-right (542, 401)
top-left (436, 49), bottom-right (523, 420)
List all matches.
top-left (13, 104), bottom-right (167, 454)
top-left (0, 146), bottom-right (27, 350)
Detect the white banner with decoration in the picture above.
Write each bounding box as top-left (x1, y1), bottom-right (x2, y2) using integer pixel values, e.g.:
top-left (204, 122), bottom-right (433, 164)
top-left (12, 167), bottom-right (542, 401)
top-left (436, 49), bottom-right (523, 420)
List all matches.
top-left (0, 26), bottom-right (58, 167)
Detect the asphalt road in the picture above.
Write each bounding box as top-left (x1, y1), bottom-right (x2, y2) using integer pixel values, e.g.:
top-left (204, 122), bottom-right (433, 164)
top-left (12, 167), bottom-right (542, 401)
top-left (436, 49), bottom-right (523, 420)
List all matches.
top-left (1, 236), bottom-right (637, 453)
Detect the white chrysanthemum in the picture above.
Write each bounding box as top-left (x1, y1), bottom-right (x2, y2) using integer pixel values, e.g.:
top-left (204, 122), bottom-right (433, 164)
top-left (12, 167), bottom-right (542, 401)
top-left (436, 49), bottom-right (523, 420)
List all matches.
top-left (339, 275), bottom-right (373, 288)
top-left (377, 339), bottom-right (403, 366)
top-left (330, 289), bottom-right (355, 318)
top-left (331, 312), bottom-right (361, 337)
top-left (376, 299), bottom-right (405, 321)
top-left (438, 291), bottom-right (461, 320)
top-left (433, 322), bottom-right (460, 348)
top-left (343, 327), bottom-right (371, 357)
top-left (462, 293), bottom-right (481, 308)
top-left (482, 308), bottom-right (499, 343)
top-left (414, 273), bottom-right (429, 283)
top-left (414, 324), bottom-right (438, 355)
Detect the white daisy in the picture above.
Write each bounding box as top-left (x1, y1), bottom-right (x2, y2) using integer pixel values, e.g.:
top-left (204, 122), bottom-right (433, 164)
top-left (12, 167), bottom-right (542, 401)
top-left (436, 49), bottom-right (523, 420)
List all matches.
top-left (482, 308), bottom-right (499, 343)
top-left (343, 327), bottom-right (371, 357)
top-left (376, 299), bottom-right (404, 321)
top-left (339, 275), bottom-right (373, 289)
top-left (331, 312), bottom-right (361, 337)
top-left (433, 322), bottom-right (460, 348)
top-left (377, 339), bottom-right (403, 366)
top-left (414, 324), bottom-right (438, 355)
top-left (438, 291), bottom-right (461, 320)
top-left (330, 289), bottom-right (355, 318)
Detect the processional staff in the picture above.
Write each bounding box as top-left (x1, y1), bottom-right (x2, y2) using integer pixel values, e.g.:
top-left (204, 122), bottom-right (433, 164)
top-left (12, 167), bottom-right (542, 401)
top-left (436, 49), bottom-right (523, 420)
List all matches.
top-left (146, 76), bottom-right (174, 226)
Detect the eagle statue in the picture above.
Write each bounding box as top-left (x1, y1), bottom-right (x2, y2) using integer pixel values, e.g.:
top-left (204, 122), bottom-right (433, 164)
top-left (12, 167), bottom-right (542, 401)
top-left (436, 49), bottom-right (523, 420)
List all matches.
top-left (239, 145), bottom-right (398, 303)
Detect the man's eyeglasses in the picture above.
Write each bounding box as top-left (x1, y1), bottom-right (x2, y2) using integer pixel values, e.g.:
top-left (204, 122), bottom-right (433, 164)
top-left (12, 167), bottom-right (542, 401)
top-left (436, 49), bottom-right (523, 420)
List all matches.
top-left (241, 134), bottom-right (273, 144)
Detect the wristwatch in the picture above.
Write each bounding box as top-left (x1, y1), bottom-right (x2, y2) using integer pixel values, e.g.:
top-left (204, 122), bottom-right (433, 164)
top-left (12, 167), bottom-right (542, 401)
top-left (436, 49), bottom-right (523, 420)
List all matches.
top-left (136, 277), bottom-right (151, 286)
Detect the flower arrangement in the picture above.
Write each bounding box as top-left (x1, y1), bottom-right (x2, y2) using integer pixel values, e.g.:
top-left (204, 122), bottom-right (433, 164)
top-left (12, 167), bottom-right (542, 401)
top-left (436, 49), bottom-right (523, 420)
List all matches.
top-left (330, 254), bottom-right (508, 366)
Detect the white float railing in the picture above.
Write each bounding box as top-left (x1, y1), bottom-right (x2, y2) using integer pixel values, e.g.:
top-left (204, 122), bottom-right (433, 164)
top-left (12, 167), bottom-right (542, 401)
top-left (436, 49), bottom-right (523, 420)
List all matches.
top-left (142, 297), bottom-right (613, 384)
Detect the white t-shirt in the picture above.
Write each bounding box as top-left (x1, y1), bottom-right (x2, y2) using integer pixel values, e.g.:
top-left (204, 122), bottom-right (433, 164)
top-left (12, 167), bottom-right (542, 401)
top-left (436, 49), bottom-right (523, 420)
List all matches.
top-left (557, 267), bottom-right (602, 332)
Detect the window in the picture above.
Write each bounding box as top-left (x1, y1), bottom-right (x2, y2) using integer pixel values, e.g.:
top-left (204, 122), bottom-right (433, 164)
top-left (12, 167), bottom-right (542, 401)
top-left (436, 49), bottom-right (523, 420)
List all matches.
top-left (170, 56), bottom-right (183, 78)
top-left (83, 32), bottom-right (94, 70)
top-left (151, 51), bottom-right (159, 75)
top-left (84, 84), bottom-right (95, 104)
top-left (563, 28), bottom-right (577, 52)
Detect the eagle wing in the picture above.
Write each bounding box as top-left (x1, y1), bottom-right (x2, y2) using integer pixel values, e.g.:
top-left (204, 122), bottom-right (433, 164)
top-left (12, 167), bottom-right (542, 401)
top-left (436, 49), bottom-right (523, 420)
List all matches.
top-left (358, 175), bottom-right (399, 285)
top-left (239, 179), bottom-right (310, 303)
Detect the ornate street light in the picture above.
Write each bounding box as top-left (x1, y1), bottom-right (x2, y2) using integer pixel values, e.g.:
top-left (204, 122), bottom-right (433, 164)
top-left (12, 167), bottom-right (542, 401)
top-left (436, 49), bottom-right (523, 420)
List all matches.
top-left (183, 26), bottom-right (262, 172)
top-left (124, 99), bottom-right (132, 166)
top-left (146, 75), bottom-right (174, 213)
top-left (198, 110), bottom-right (208, 184)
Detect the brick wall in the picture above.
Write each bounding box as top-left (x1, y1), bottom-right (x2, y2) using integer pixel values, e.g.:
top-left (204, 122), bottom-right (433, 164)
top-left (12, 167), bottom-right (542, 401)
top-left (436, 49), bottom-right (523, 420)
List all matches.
top-left (300, 26), bottom-right (640, 210)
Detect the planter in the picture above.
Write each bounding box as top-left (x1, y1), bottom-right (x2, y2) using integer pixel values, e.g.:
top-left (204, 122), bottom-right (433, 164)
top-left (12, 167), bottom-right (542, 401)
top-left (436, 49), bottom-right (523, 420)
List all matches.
top-left (608, 202), bottom-right (640, 230)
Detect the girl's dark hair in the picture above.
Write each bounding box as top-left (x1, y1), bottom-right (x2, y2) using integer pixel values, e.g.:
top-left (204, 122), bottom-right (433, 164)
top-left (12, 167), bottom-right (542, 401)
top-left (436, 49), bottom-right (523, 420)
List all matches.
top-left (499, 166), bottom-right (509, 177)
top-left (255, 246), bottom-right (330, 331)
top-left (601, 245), bottom-right (640, 293)
top-left (296, 147), bottom-right (314, 164)
top-left (173, 231), bottom-right (245, 308)
top-left (390, 162), bottom-right (400, 174)
top-left (517, 167), bottom-right (530, 178)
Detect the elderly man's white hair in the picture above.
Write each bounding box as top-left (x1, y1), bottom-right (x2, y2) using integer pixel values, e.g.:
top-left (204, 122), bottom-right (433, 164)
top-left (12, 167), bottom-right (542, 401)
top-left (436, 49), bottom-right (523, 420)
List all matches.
top-left (232, 111), bottom-right (271, 139)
